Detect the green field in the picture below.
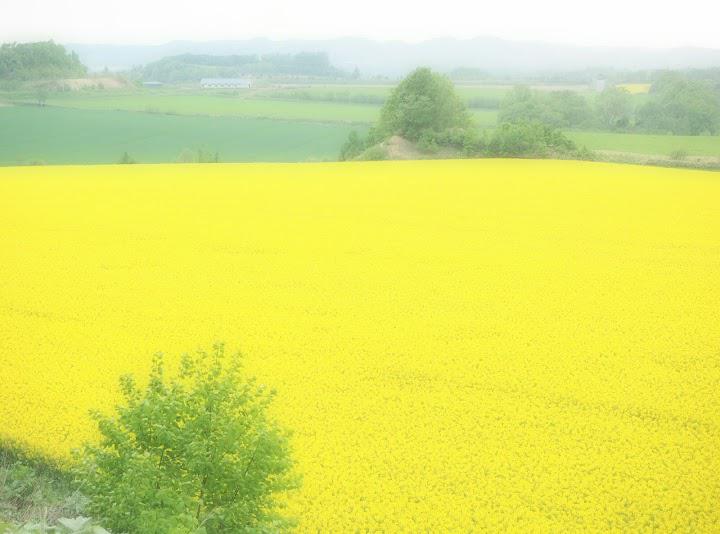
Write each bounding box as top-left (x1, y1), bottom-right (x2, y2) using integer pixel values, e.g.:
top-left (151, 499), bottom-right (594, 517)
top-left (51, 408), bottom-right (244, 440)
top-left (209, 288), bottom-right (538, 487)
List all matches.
top-left (36, 93), bottom-right (381, 123)
top-left (0, 106), bottom-right (364, 165)
top-left (10, 92), bottom-right (500, 127)
top-left (566, 131), bottom-right (720, 157)
top-left (471, 109), bottom-right (500, 127)
top-left (260, 83), bottom-right (593, 106)
top-left (263, 84), bottom-right (511, 103)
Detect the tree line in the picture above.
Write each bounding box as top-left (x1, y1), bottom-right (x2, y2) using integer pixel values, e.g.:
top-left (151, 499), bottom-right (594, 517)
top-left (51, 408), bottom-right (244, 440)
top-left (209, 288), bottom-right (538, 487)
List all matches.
top-left (500, 75), bottom-right (720, 135)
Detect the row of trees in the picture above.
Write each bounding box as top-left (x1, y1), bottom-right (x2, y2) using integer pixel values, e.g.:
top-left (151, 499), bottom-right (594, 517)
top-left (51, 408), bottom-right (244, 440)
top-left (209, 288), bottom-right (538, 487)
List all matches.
top-left (499, 75), bottom-right (720, 135)
top-left (0, 41), bottom-right (86, 81)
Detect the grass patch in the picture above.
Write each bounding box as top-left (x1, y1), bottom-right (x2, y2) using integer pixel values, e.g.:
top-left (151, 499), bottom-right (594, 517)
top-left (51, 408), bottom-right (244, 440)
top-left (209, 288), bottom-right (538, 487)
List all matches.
top-left (565, 130), bottom-right (720, 157)
top-left (0, 444), bottom-right (85, 527)
top-left (0, 106), bottom-right (367, 165)
top-left (19, 93), bottom-right (381, 124)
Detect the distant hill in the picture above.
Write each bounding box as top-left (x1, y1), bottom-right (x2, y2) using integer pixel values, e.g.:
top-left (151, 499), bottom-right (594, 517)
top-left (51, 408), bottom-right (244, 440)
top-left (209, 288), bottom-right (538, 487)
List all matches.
top-left (66, 37), bottom-right (720, 77)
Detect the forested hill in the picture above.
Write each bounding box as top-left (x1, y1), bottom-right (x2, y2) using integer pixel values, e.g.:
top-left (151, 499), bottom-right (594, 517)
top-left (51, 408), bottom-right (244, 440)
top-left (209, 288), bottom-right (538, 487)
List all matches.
top-left (137, 52), bottom-right (343, 82)
top-left (0, 41), bottom-right (86, 81)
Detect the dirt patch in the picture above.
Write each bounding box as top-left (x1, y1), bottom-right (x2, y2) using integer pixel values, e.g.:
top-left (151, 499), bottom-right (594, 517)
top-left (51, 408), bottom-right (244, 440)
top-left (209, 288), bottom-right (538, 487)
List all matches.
top-left (357, 136), bottom-right (463, 161)
top-left (382, 136), bottom-right (425, 160)
top-left (57, 77), bottom-right (130, 90)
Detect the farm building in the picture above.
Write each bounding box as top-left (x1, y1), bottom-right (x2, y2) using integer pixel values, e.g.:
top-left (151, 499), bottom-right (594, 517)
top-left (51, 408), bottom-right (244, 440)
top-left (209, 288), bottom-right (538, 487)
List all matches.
top-left (200, 78), bottom-right (251, 89)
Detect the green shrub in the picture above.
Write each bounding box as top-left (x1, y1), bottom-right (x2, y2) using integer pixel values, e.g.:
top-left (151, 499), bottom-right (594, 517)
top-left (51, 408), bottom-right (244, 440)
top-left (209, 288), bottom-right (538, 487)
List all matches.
top-left (74, 345), bottom-right (299, 534)
top-left (575, 145), bottom-right (596, 161)
top-left (486, 122), bottom-right (578, 158)
top-left (670, 149), bottom-right (689, 160)
top-left (339, 130), bottom-right (368, 161)
top-left (358, 145), bottom-right (388, 161)
top-left (118, 152), bottom-right (136, 164)
top-left (411, 127), bottom-right (486, 157)
top-left (416, 131), bottom-right (439, 154)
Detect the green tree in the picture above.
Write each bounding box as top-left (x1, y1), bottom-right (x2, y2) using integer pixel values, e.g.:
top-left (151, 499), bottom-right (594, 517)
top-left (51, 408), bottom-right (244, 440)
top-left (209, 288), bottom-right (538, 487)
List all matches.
top-left (74, 345), bottom-right (299, 534)
top-left (595, 87), bottom-right (633, 130)
top-left (638, 75), bottom-right (720, 134)
top-left (376, 67), bottom-right (471, 141)
top-left (546, 91), bottom-right (592, 127)
top-left (339, 130), bottom-right (367, 160)
top-left (499, 86), bottom-right (560, 127)
top-left (499, 87), bottom-right (591, 129)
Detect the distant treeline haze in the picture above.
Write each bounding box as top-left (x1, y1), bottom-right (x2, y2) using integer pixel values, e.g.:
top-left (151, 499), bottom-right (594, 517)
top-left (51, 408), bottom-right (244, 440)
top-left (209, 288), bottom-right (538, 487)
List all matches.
top-left (136, 52), bottom-right (343, 82)
top-left (499, 75), bottom-right (720, 135)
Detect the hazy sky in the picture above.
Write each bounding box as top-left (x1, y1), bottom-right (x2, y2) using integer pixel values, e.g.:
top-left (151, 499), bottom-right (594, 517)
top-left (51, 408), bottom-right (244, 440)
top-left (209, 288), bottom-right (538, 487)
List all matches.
top-left (2, 0), bottom-right (719, 48)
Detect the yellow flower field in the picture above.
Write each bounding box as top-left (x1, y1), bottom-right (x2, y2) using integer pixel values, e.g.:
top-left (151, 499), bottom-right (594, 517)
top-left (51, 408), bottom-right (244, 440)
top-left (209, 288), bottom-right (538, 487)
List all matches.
top-left (1, 159), bottom-right (719, 531)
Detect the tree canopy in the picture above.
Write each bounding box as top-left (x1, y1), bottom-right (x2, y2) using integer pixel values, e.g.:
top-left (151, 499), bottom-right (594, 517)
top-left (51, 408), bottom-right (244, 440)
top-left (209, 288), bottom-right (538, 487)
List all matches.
top-left (499, 86), bottom-right (592, 129)
top-left (595, 87), bottom-right (634, 130)
top-left (638, 74), bottom-right (720, 135)
top-left (376, 67), bottom-right (471, 141)
top-left (0, 41), bottom-right (86, 81)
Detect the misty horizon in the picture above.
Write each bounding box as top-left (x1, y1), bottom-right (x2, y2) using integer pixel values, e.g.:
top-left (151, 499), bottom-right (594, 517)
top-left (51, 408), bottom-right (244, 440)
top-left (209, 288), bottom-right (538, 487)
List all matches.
top-left (54, 36), bottom-right (720, 77)
top-left (56, 35), bottom-right (720, 51)
top-left (3, 0), bottom-right (720, 49)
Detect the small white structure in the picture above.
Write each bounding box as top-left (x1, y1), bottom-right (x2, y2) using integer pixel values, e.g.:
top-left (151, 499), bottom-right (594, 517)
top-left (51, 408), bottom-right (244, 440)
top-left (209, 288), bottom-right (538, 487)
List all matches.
top-left (592, 79), bottom-right (607, 93)
top-left (200, 78), bottom-right (251, 89)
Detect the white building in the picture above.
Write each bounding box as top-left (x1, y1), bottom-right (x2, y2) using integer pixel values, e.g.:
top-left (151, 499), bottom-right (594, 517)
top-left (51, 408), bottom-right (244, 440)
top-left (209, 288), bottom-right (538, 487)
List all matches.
top-left (592, 79), bottom-right (607, 93)
top-left (200, 78), bottom-right (251, 89)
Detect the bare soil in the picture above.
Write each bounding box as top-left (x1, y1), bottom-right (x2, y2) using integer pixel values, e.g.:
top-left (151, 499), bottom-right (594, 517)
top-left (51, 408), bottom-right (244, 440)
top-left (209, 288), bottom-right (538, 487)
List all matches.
top-left (57, 77), bottom-right (130, 90)
top-left (382, 136), bottom-right (425, 160)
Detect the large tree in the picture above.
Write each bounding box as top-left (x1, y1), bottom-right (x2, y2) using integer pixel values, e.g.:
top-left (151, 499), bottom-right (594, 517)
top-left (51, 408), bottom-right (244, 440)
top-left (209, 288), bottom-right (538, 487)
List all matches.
top-left (376, 67), bottom-right (471, 141)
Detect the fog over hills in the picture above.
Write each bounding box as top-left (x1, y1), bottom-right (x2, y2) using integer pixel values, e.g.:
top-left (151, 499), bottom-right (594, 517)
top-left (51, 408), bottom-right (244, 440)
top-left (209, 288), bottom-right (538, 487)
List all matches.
top-left (66, 37), bottom-right (720, 76)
